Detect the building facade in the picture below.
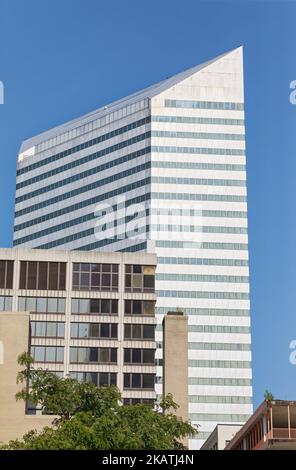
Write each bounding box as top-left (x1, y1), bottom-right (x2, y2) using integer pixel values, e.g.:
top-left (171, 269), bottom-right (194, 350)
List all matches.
top-left (225, 400), bottom-right (296, 450)
top-left (200, 424), bottom-right (242, 450)
top-left (0, 311), bottom-right (55, 443)
top-left (13, 47), bottom-right (252, 447)
top-left (0, 248), bottom-right (157, 408)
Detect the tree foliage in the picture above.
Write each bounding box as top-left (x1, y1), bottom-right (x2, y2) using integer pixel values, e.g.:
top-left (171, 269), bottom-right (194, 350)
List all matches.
top-left (2, 353), bottom-right (197, 450)
top-left (264, 389), bottom-right (274, 401)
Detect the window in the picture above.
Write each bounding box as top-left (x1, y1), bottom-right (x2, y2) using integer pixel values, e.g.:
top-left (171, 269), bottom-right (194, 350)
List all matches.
top-left (123, 398), bottom-right (154, 406)
top-left (0, 261), bottom-right (13, 289)
top-left (70, 347), bottom-right (117, 364)
top-left (124, 324), bottom-right (155, 340)
top-left (18, 297), bottom-right (66, 314)
top-left (0, 296), bottom-right (13, 311)
top-left (123, 373), bottom-right (155, 390)
top-left (124, 348), bottom-right (155, 364)
top-left (48, 298), bottom-right (58, 313)
top-left (125, 265), bottom-right (155, 293)
top-left (36, 297), bottom-right (47, 312)
top-left (19, 262), bottom-right (66, 290)
top-left (70, 323), bottom-right (118, 339)
top-left (72, 263), bottom-right (118, 291)
top-left (124, 300), bottom-right (155, 316)
top-left (31, 346), bottom-right (64, 363)
top-left (69, 371), bottom-right (117, 387)
top-left (71, 298), bottom-right (118, 315)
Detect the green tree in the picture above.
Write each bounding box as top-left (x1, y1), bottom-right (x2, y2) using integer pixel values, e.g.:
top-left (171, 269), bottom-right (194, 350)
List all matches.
top-left (1, 353), bottom-right (197, 450)
top-left (264, 389), bottom-right (274, 401)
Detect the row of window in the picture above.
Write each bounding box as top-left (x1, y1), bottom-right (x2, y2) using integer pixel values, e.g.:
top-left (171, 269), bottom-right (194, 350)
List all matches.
top-left (188, 359), bottom-right (252, 368)
top-left (30, 321), bottom-right (155, 340)
top-left (123, 398), bottom-right (154, 406)
top-left (72, 299), bottom-right (155, 316)
top-left (69, 371), bottom-right (117, 387)
top-left (70, 371), bottom-right (154, 390)
top-left (158, 256), bottom-right (249, 267)
top-left (15, 158), bottom-right (150, 223)
top-left (16, 145), bottom-right (150, 203)
top-left (152, 175), bottom-right (246, 187)
top-left (188, 342), bottom-right (251, 351)
top-left (19, 296), bottom-right (66, 313)
top-left (189, 395), bottom-right (252, 404)
top-left (15, 149), bottom-right (150, 218)
top-left (152, 130), bottom-right (245, 141)
top-left (156, 273), bottom-right (249, 284)
top-left (119, 242), bottom-right (147, 253)
top-left (159, 290), bottom-right (249, 300)
top-left (152, 160), bottom-right (246, 172)
top-left (156, 323), bottom-right (250, 333)
top-left (124, 324), bottom-right (155, 340)
top-left (151, 224), bottom-right (247, 234)
top-left (0, 260), bottom-right (13, 289)
top-left (71, 323), bottom-right (118, 339)
top-left (36, 99), bottom-right (148, 154)
top-left (123, 373), bottom-right (154, 390)
top-left (17, 116), bottom-right (151, 178)
top-left (22, 177), bottom-right (150, 247)
top-left (188, 377), bottom-right (252, 386)
top-left (152, 115), bottom-right (244, 126)
top-left (152, 208), bottom-right (247, 219)
top-left (156, 307), bottom-right (250, 317)
top-left (37, 224), bottom-right (145, 252)
top-left (14, 177), bottom-right (247, 245)
top-left (14, 178), bottom-right (150, 234)
top-left (31, 321), bottom-right (65, 338)
top-left (155, 240), bottom-right (248, 250)
top-left (73, 262), bottom-right (119, 292)
top-left (188, 325), bottom-right (250, 334)
top-left (19, 261), bottom-right (66, 291)
top-left (155, 376), bottom-right (252, 386)
top-left (151, 145), bottom-right (245, 156)
top-left (14, 187), bottom-right (247, 247)
top-left (125, 265), bottom-right (155, 293)
top-left (0, 296), bottom-right (155, 316)
top-left (164, 99), bottom-right (244, 110)
top-left (152, 191), bottom-right (247, 203)
top-left (31, 346), bottom-right (64, 363)
top-left (125, 300), bottom-right (155, 316)
top-left (189, 414), bottom-right (250, 423)
top-left (70, 347), bottom-right (117, 364)
top-left (124, 348), bottom-right (155, 364)
top-left (0, 262), bottom-right (155, 294)
top-left (72, 298), bottom-right (118, 315)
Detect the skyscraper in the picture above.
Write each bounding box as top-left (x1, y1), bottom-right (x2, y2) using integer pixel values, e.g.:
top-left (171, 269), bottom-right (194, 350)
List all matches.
top-left (13, 47), bottom-right (252, 448)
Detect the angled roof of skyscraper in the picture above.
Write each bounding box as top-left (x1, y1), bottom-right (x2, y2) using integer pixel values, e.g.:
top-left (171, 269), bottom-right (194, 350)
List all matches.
top-left (19, 47), bottom-right (242, 154)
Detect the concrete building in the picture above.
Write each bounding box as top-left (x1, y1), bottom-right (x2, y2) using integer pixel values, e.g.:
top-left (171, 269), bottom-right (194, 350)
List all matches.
top-left (163, 312), bottom-right (188, 421)
top-left (0, 311), bottom-right (54, 443)
top-left (200, 424), bottom-right (242, 450)
top-left (13, 47), bottom-right (252, 447)
top-left (163, 311), bottom-right (189, 446)
top-left (0, 248), bottom-right (157, 423)
top-left (225, 400), bottom-right (296, 450)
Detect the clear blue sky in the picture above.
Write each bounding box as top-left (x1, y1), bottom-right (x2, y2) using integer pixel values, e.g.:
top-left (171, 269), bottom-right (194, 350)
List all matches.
top-left (0, 0), bottom-right (296, 408)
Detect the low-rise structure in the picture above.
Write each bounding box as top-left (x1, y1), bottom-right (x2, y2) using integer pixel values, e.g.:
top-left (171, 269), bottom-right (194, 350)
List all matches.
top-left (200, 424), bottom-right (242, 450)
top-left (225, 400), bottom-right (296, 450)
top-left (0, 248), bottom-right (157, 442)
